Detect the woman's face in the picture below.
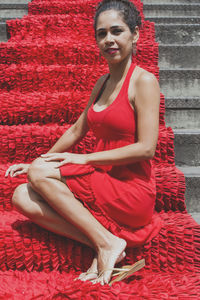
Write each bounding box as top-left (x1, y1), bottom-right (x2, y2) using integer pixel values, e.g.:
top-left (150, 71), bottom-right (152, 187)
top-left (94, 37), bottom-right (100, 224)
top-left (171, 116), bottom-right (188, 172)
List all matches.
top-left (96, 9), bottom-right (137, 64)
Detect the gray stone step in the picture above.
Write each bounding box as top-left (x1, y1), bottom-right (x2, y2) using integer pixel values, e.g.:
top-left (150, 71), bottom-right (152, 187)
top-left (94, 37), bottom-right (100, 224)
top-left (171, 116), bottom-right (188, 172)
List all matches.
top-left (0, 2), bottom-right (29, 41)
top-left (0, 22), bottom-right (7, 42)
top-left (155, 24), bottom-right (200, 45)
top-left (159, 69), bottom-right (200, 98)
top-left (0, 3), bottom-right (28, 8)
top-left (174, 130), bottom-right (200, 166)
top-left (189, 213), bottom-right (200, 225)
top-left (0, 7), bottom-right (28, 21)
top-left (145, 16), bottom-right (200, 24)
top-left (142, 0), bottom-right (198, 3)
top-left (143, 4), bottom-right (200, 17)
top-left (158, 44), bottom-right (200, 69)
top-left (178, 166), bottom-right (200, 213)
top-left (165, 97), bottom-right (200, 129)
top-left (0, 0), bottom-right (29, 3)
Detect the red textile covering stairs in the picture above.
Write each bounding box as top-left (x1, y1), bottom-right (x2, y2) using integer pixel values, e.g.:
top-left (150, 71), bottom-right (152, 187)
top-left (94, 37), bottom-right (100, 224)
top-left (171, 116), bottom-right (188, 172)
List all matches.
top-left (0, 0), bottom-right (200, 298)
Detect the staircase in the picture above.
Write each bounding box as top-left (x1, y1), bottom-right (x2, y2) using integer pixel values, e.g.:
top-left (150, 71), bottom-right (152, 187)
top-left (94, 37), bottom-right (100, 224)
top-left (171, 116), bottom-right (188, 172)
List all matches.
top-left (0, 1), bottom-right (199, 223)
top-left (0, 1), bottom-right (200, 298)
top-left (1, 0), bottom-right (200, 223)
top-left (142, 0), bottom-right (200, 224)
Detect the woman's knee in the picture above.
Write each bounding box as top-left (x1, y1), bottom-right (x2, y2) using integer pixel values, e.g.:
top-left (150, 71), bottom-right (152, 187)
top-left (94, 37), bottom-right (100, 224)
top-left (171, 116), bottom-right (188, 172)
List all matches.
top-left (12, 183), bottom-right (29, 210)
top-left (12, 183), bottom-right (43, 217)
top-left (27, 157), bottom-right (46, 187)
top-left (27, 157), bottom-right (62, 188)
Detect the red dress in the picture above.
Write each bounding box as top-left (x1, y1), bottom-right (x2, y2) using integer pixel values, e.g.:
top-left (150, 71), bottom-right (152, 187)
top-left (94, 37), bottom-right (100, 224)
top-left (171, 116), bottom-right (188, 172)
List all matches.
top-left (60, 62), bottom-right (163, 247)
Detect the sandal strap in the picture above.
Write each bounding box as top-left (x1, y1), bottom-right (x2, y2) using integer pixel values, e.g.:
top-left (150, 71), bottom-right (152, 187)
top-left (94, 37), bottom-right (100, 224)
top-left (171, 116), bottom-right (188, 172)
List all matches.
top-left (98, 267), bottom-right (129, 278)
top-left (98, 259), bottom-right (145, 278)
top-left (109, 258), bottom-right (145, 286)
top-left (86, 271), bottom-right (98, 275)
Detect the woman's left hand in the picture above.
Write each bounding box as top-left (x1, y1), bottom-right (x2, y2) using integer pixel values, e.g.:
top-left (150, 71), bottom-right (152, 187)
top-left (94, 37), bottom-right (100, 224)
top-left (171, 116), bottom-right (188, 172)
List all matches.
top-left (40, 152), bottom-right (88, 168)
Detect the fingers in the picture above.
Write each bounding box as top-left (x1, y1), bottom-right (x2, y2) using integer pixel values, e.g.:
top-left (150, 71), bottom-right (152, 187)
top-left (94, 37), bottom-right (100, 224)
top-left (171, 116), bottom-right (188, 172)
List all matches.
top-left (5, 165), bottom-right (22, 177)
top-left (41, 153), bottom-right (63, 162)
top-left (41, 153), bottom-right (63, 158)
top-left (54, 161), bottom-right (67, 168)
top-left (12, 170), bottom-right (26, 177)
top-left (43, 157), bottom-right (61, 162)
top-left (40, 153), bottom-right (53, 158)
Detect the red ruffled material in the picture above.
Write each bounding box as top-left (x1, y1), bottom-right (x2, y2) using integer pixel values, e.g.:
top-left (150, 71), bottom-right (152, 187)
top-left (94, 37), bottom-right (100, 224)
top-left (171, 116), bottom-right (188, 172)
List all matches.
top-left (60, 163), bottom-right (163, 247)
top-left (0, 0), bottom-right (199, 298)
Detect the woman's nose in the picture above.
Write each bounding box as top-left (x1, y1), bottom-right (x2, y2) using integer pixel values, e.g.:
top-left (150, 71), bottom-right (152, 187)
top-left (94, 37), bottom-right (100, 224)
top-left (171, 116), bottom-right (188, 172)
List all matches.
top-left (105, 32), bottom-right (114, 44)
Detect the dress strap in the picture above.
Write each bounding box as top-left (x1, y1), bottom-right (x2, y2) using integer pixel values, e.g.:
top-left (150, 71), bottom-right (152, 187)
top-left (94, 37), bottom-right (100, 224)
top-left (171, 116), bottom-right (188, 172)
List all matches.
top-left (93, 74), bottom-right (110, 105)
top-left (121, 62), bottom-right (137, 93)
top-left (93, 61), bottom-right (136, 105)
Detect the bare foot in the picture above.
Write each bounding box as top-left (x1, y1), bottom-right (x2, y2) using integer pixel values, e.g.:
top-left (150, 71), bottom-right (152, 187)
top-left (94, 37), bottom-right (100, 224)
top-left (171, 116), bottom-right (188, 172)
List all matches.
top-left (91, 237), bottom-right (127, 285)
top-left (75, 250), bottom-right (126, 282)
top-left (74, 254), bottom-right (98, 282)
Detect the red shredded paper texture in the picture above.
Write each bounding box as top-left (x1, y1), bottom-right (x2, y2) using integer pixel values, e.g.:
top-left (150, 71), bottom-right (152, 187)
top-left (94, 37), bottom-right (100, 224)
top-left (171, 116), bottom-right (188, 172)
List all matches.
top-left (0, 0), bottom-right (200, 298)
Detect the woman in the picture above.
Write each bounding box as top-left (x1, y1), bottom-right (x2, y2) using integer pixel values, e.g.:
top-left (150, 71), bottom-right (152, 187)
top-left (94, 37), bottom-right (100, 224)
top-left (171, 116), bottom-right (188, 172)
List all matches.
top-left (5, 0), bottom-right (162, 286)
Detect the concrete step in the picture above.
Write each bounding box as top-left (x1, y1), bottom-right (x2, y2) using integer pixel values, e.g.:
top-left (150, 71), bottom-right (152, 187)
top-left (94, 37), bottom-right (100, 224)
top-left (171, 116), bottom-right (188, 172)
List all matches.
top-left (178, 166), bottom-right (200, 213)
top-left (142, 0), bottom-right (199, 3)
top-left (0, 2), bottom-right (29, 42)
top-left (145, 16), bottom-right (200, 24)
top-left (0, 0), bottom-right (29, 3)
top-left (0, 22), bottom-right (7, 42)
top-left (155, 24), bottom-right (200, 45)
top-left (143, 4), bottom-right (200, 17)
top-left (165, 97), bottom-right (200, 129)
top-left (158, 44), bottom-right (200, 69)
top-left (0, 3), bottom-right (28, 8)
top-left (159, 69), bottom-right (200, 98)
top-left (189, 213), bottom-right (200, 225)
top-left (0, 6), bottom-right (28, 21)
top-left (174, 129), bottom-right (200, 166)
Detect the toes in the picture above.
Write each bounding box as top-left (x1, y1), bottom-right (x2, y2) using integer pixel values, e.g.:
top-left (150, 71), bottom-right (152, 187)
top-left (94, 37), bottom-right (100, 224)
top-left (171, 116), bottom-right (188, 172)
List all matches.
top-left (77, 273), bottom-right (85, 280)
top-left (91, 278), bottom-right (98, 285)
top-left (81, 273), bottom-right (98, 281)
top-left (75, 272), bottom-right (98, 282)
top-left (76, 272), bottom-right (87, 280)
top-left (100, 277), bottom-right (105, 286)
top-left (103, 272), bottom-right (111, 285)
top-left (91, 274), bottom-right (110, 286)
top-left (74, 272), bottom-right (88, 281)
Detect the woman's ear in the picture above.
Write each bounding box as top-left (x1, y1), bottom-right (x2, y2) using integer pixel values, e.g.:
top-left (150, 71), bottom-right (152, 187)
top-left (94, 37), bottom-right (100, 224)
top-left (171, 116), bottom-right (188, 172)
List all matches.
top-left (132, 26), bottom-right (140, 44)
top-left (132, 27), bottom-right (139, 56)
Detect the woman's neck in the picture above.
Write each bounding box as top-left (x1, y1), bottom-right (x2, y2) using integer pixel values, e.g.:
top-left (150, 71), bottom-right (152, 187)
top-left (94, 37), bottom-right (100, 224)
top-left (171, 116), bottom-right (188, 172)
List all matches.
top-left (107, 56), bottom-right (133, 83)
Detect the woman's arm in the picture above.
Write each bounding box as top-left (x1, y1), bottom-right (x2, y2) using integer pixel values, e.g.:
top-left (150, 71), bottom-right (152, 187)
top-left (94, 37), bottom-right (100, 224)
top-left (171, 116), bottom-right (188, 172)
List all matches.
top-left (47, 75), bottom-right (107, 154)
top-left (85, 71), bottom-right (160, 166)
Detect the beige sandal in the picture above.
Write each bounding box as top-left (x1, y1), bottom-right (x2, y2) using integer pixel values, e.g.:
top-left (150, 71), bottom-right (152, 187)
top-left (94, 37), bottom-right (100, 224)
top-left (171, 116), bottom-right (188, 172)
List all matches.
top-left (97, 258), bottom-right (145, 286)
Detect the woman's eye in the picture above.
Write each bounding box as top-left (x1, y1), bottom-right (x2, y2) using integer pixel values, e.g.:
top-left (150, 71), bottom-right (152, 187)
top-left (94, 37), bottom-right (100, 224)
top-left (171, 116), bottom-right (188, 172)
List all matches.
top-left (97, 31), bottom-right (106, 38)
top-left (112, 29), bottom-right (122, 35)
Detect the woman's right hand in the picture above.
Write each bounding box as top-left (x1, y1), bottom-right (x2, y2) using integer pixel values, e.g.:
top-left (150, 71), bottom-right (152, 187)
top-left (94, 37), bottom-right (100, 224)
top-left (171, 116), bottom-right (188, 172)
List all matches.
top-left (5, 163), bottom-right (30, 178)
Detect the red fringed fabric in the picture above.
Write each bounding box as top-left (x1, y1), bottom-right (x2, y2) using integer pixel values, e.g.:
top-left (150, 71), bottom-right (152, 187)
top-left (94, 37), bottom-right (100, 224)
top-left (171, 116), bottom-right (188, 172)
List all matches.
top-left (1, 0), bottom-right (200, 298)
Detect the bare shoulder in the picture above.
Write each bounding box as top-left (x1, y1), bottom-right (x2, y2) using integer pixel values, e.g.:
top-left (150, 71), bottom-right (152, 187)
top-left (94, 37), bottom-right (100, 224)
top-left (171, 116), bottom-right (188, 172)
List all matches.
top-left (135, 66), bottom-right (159, 87)
top-left (129, 66), bottom-right (160, 109)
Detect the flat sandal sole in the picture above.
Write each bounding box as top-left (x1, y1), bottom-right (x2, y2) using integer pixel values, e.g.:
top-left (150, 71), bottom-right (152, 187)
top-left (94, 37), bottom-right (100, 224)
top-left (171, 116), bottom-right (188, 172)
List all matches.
top-left (109, 258), bottom-right (145, 286)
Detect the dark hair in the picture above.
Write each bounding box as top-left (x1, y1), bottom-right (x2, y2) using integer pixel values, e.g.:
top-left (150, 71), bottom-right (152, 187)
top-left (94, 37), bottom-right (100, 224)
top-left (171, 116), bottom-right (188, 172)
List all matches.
top-left (94, 0), bottom-right (142, 34)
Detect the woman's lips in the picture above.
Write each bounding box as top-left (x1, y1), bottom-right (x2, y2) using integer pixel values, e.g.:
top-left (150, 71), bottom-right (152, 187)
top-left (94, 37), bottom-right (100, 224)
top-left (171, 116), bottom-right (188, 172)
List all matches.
top-left (105, 48), bottom-right (119, 55)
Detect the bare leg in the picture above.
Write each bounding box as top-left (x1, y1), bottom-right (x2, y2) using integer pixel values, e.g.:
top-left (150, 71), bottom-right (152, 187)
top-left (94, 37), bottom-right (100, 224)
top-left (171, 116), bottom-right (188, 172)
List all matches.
top-left (12, 183), bottom-right (94, 248)
top-left (28, 158), bottom-right (127, 284)
top-left (12, 183), bottom-right (126, 282)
